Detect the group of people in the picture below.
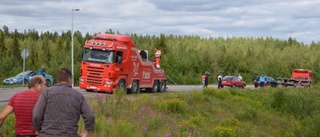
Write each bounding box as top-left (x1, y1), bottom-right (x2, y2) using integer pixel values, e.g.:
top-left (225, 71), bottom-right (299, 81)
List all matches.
top-left (0, 68), bottom-right (95, 137)
top-left (201, 71), bottom-right (210, 88)
top-left (201, 72), bottom-right (243, 89)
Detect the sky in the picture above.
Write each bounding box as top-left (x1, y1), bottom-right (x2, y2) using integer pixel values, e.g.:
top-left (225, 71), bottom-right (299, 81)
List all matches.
top-left (0, 0), bottom-right (319, 44)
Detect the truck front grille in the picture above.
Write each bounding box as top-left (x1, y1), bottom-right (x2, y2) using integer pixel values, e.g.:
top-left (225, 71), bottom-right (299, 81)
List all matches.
top-left (86, 66), bottom-right (104, 84)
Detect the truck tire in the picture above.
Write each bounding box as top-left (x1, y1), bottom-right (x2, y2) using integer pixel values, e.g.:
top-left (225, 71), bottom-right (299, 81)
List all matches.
top-left (117, 79), bottom-right (126, 91)
top-left (159, 80), bottom-right (166, 92)
top-left (151, 80), bottom-right (159, 93)
top-left (130, 80), bottom-right (140, 94)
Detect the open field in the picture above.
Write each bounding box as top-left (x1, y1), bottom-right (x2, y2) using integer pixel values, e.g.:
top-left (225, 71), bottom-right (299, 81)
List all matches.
top-left (1, 87), bottom-right (320, 136)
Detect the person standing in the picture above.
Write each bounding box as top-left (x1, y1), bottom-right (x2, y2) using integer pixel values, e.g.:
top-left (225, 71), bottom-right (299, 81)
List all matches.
top-left (205, 71), bottom-right (210, 87)
top-left (201, 72), bottom-right (206, 88)
top-left (217, 74), bottom-right (223, 89)
top-left (238, 74), bottom-right (243, 81)
top-left (259, 74), bottom-right (266, 87)
top-left (39, 66), bottom-right (46, 77)
top-left (154, 47), bottom-right (162, 68)
top-left (33, 68), bottom-right (95, 137)
top-left (0, 76), bottom-right (46, 137)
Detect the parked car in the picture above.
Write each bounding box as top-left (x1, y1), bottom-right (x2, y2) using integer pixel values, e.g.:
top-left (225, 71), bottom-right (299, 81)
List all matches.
top-left (253, 76), bottom-right (278, 88)
top-left (3, 70), bottom-right (53, 87)
top-left (221, 76), bottom-right (246, 88)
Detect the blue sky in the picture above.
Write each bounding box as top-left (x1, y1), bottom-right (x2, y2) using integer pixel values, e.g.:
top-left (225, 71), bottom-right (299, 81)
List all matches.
top-left (0, 0), bottom-right (319, 44)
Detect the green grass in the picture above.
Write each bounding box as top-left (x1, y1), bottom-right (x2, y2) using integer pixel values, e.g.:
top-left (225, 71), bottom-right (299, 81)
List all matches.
top-left (0, 85), bottom-right (26, 88)
top-left (1, 87), bottom-right (320, 136)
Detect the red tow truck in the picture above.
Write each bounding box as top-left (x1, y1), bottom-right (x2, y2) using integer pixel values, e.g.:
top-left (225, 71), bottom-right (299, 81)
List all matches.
top-left (79, 34), bottom-right (167, 93)
top-left (277, 69), bottom-right (313, 87)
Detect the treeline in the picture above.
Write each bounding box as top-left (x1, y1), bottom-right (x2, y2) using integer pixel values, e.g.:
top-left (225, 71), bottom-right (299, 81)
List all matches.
top-left (1, 25), bottom-right (320, 85)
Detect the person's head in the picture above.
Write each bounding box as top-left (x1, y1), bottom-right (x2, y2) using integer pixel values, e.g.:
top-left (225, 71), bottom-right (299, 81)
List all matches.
top-left (42, 66), bottom-right (45, 68)
top-left (28, 76), bottom-right (46, 92)
top-left (57, 68), bottom-right (72, 83)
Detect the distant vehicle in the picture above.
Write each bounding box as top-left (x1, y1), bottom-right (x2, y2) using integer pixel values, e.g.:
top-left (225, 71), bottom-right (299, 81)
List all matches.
top-left (221, 76), bottom-right (246, 88)
top-left (253, 76), bottom-right (278, 88)
top-left (3, 70), bottom-right (53, 87)
top-left (277, 69), bottom-right (313, 87)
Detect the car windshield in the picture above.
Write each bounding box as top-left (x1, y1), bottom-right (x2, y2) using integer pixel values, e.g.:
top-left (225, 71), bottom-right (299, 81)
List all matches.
top-left (16, 71), bottom-right (31, 76)
top-left (266, 77), bottom-right (274, 82)
top-left (222, 76), bottom-right (234, 80)
top-left (82, 48), bottom-right (114, 63)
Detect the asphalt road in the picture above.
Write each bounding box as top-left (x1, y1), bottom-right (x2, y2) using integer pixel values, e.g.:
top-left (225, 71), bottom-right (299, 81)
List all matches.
top-left (0, 85), bottom-right (254, 105)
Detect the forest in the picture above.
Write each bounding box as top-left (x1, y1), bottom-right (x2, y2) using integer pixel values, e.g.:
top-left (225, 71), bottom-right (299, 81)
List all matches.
top-left (1, 25), bottom-right (320, 85)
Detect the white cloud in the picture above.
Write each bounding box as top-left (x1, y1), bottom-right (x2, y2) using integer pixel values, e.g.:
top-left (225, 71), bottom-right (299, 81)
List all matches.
top-left (0, 0), bottom-right (319, 44)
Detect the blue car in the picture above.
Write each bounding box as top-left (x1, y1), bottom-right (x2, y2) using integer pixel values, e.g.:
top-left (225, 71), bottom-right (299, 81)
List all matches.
top-left (3, 70), bottom-right (53, 87)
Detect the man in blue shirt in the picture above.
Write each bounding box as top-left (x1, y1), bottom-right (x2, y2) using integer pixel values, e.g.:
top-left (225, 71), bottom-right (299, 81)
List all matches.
top-left (259, 75), bottom-right (266, 87)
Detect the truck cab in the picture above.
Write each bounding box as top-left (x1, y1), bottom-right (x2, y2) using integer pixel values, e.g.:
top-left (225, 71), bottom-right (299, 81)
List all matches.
top-left (79, 34), bottom-right (167, 93)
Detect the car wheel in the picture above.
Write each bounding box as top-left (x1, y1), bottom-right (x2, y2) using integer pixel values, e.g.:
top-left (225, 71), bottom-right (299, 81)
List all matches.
top-left (232, 84), bottom-right (236, 88)
top-left (21, 79), bottom-right (28, 85)
top-left (242, 84), bottom-right (246, 88)
top-left (46, 80), bottom-right (51, 87)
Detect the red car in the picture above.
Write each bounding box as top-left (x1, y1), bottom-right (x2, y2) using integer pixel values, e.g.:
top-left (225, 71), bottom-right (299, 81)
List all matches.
top-left (221, 76), bottom-right (246, 88)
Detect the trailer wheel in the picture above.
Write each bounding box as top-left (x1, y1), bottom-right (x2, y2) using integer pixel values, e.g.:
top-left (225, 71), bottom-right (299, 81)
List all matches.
top-left (159, 80), bottom-right (166, 92)
top-left (130, 80), bottom-right (140, 94)
top-left (117, 79), bottom-right (126, 91)
top-left (151, 80), bottom-right (159, 93)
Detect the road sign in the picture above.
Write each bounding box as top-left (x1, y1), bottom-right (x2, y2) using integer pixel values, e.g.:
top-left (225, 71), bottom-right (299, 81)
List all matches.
top-left (21, 49), bottom-right (29, 59)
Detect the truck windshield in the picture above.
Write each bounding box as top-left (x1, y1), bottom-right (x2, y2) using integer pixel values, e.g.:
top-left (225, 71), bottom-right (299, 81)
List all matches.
top-left (82, 48), bottom-right (114, 63)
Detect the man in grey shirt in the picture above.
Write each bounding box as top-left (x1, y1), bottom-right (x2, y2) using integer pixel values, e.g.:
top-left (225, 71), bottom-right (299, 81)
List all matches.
top-left (33, 68), bottom-right (95, 137)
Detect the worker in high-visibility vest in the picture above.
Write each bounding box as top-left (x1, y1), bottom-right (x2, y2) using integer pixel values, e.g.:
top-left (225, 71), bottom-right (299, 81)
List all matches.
top-left (154, 48), bottom-right (162, 68)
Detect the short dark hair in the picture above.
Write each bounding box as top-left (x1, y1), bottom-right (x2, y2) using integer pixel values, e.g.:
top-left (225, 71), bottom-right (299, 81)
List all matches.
top-left (57, 68), bottom-right (72, 82)
top-left (28, 76), bottom-right (44, 89)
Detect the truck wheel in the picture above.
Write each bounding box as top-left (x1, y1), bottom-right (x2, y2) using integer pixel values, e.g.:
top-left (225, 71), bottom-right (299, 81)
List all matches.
top-left (117, 79), bottom-right (126, 91)
top-left (159, 80), bottom-right (166, 92)
top-left (130, 80), bottom-right (140, 94)
top-left (151, 80), bottom-right (159, 93)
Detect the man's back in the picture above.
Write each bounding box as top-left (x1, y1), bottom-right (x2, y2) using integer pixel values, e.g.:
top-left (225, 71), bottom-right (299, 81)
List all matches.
top-left (9, 90), bottom-right (40, 135)
top-left (33, 83), bottom-right (94, 137)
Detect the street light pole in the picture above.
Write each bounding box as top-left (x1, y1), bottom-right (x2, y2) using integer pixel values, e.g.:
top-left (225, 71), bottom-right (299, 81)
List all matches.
top-left (71, 8), bottom-right (80, 87)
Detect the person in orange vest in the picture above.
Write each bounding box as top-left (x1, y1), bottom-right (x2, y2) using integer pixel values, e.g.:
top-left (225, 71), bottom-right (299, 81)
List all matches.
top-left (154, 48), bottom-right (162, 68)
top-left (201, 72), bottom-right (206, 88)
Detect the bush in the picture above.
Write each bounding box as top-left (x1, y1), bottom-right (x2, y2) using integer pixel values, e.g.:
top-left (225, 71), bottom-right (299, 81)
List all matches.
top-left (157, 98), bottom-right (186, 114)
top-left (210, 119), bottom-right (249, 137)
top-left (271, 90), bottom-right (318, 119)
top-left (236, 107), bottom-right (258, 121)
